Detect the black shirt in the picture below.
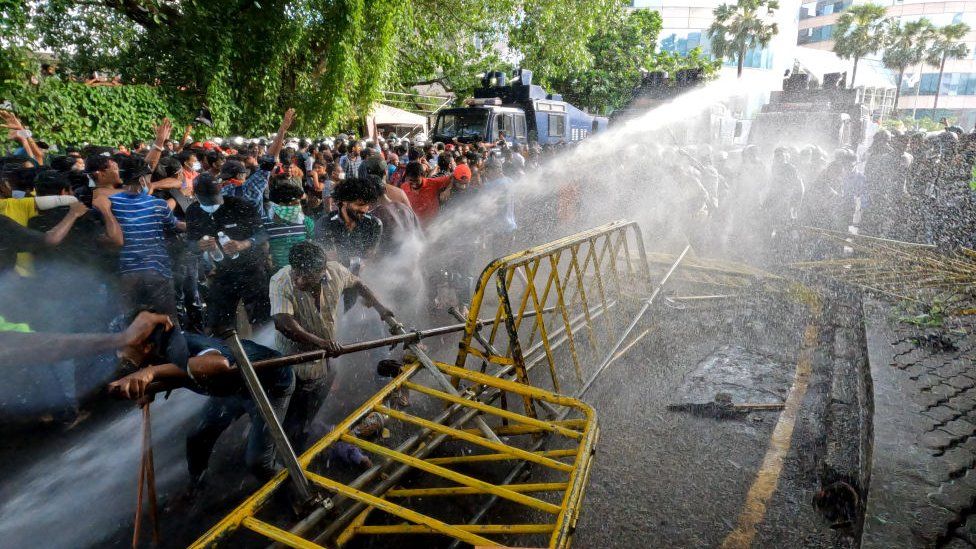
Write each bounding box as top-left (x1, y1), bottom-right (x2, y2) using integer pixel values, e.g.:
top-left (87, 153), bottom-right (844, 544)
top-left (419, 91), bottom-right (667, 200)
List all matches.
top-left (183, 332), bottom-right (292, 397)
top-left (0, 214), bottom-right (46, 274)
top-left (28, 206), bottom-right (117, 273)
top-left (185, 196), bottom-right (268, 271)
top-left (313, 210), bottom-right (382, 267)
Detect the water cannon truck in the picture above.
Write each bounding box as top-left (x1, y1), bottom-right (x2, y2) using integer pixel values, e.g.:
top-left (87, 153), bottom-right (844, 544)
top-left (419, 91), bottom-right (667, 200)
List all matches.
top-left (431, 69), bottom-right (609, 145)
top-left (747, 71), bottom-right (871, 153)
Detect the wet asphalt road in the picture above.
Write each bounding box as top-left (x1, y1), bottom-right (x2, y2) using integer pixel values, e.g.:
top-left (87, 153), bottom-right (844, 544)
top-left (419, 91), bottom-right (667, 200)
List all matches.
top-left (570, 293), bottom-right (843, 549)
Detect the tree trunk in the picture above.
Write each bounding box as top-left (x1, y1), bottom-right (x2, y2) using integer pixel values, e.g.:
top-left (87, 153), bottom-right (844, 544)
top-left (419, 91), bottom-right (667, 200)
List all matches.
top-left (850, 57), bottom-right (859, 89)
top-left (894, 68), bottom-right (905, 114)
top-left (737, 46), bottom-right (746, 78)
top-left (933, 55), bottom-right (946, 110)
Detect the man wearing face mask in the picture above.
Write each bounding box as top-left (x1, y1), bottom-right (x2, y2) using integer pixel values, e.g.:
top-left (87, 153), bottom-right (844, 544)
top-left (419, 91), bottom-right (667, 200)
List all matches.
top-left (186, 174), bottom-right (270, 335)
top-left (109, 156), bottom-right (186, 318)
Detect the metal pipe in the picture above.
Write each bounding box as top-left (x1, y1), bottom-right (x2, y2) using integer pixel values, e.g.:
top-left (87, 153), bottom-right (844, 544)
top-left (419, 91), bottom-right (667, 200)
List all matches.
top-left (142, 308), bottom-right (555, 397)
top-left (386, 317), bottom-right (502, 444)
top-left (578, 244), bottom-right (690, 398)
top-left (221, 330), bottom-right (319, 505)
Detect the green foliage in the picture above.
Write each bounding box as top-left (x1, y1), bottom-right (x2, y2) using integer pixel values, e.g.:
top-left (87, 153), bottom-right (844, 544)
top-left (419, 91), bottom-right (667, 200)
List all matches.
top-left (897, 300), bottom-right (948, 328)
top-left (549, 8), bottom-right (719, 114)
top-left (0, 0), bottom-right (36, 97)
top-left (882, 18), bottom-right (935, 107)
top-left (8, 0), bottom-right (673, 137)
top-left (832, 3), bottom-right (887, 88)
top-left (708, 0), bottom-right (780, 77)
top-left (4, 79), bottom-right (190, 146)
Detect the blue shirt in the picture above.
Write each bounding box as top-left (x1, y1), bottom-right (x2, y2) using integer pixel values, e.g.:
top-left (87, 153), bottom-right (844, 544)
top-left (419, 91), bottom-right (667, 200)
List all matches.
top-left (223, 168), bottom-right (270, 219)
top-left (110, 191), bottom-right (178, 277)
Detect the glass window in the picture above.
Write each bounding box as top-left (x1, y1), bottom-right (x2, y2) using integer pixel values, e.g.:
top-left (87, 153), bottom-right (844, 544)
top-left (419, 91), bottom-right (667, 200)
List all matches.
top-left (434, 109), bottom-right (489, 140)
top-left (548, 114), bottom-right (565, 137)
top-left (515, 115), bottom-right (526, 138)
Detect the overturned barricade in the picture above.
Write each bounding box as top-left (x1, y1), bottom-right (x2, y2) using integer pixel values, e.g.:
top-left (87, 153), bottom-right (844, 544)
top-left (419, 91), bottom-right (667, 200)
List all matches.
top-left (190, 220), bottom-right (679, 548)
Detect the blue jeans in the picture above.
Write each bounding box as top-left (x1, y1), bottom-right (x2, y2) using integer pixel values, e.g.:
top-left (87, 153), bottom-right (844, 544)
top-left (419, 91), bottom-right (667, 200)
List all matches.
top-left (185, 369), bottom-right (294, 481)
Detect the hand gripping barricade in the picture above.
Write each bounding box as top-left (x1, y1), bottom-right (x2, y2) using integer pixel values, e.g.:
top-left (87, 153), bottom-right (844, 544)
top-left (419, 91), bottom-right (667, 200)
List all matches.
top-left (190, 220), bottom-right (666, 549)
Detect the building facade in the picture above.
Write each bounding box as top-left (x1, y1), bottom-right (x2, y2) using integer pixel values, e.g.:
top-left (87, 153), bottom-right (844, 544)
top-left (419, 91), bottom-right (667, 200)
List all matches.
top-left (628, 0), bottom-right (795, 74)
top-left (796, 0), bottom-right (976, 124)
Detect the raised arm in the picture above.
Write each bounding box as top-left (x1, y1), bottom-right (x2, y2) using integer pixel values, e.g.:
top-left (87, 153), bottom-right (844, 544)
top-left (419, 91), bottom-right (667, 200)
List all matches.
top-left (1, 110), bottom-right (44, 164)
top-left (43, 201), bottom-right (89, 246)
top-left (267, 108), bottom-right (296, 159)
top-left (145, 118), bottom-right (173, 171)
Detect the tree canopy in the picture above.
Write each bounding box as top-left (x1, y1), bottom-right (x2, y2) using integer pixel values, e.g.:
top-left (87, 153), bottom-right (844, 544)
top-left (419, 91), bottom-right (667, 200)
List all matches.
top-left (832, 3), bottom-right (887, 88)
top-left (549, 9), bottom-right (720, 114)
top-left (707, 0), bottom-right (780, 77)
top-left (882, 18), bottom-right (935, 106)
top-left (8, 0), bottom-right (717, 134)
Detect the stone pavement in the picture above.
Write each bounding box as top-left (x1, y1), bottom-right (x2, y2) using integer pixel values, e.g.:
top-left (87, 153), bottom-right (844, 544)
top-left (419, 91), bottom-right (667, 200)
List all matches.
top-left (862, 298), bottom-right (976, 549)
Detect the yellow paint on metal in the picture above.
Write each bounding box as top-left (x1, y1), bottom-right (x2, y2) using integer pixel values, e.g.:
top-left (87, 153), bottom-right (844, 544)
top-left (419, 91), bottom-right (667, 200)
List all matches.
top-left (241, 517), bottom-right (324, 549)
top-left (386, 482), bottom-right (568, 497)
top-left (353, 523), bottom-right (557, 535)
top-left (191, 222), bottom-right (635, 549)
top-left (402, 381), bottom-right (583, 440)
top-left (427, 448), bottom-right (578, 466)
top-left (340, 433), bottom-right (564, 514)
top-left (374, 405), bottom-right (575, 473)
top-left (721, 302), bottom-right (820, 549)
top-left (304, 471), bottom-right (497, 547)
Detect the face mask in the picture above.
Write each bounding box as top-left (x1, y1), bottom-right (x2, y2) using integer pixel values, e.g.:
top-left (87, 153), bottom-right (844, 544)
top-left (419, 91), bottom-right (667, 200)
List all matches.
top-left (200, 203), bottom-right (220, 214)
top-left (336, 172), bottom-right (345, 181)
top-left (191, 162), bottom-right (202, 171)
top-left (11, 190), bottom-right (25, 198)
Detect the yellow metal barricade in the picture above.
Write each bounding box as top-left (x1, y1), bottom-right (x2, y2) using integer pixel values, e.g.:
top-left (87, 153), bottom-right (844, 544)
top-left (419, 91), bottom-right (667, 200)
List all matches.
top-left (189, 360), bottom-right (597, 548)
top-left (454, 220), bottom-right (654, 406)
top-left (190, 223), bottom-right (666, 548)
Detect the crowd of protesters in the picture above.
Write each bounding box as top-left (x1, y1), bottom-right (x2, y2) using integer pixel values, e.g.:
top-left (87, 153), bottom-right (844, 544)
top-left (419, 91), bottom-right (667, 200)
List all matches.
top-left (0, 106), bottom-right (539, 489)
top-left (597, 123), bottom-right (976, 264)
top-left (3, 99), bottom-right (975, 494)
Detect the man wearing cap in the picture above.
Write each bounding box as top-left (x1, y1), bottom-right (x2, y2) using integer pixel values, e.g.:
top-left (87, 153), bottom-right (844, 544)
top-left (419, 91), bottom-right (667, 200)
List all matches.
top-left (109, 156), bottom-right (186, 318)
top-left (186, 173), bottom-right (270, 334)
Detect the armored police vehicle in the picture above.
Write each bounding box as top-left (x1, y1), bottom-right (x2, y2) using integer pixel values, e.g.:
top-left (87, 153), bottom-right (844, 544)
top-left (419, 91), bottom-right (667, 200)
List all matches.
top-left (431, 69), bottom-right (609, 145)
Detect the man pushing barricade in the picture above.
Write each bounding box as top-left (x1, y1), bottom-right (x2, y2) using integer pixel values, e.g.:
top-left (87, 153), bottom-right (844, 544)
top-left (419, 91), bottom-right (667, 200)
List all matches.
top-left (270, 241), bottom-right (395, 452)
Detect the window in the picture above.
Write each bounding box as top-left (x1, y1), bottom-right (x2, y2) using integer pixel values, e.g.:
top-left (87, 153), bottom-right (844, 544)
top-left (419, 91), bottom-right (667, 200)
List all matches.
top-left (497, 113), bottom-right (515, 137)
top-left (548, 114), bottom-right (565, 137)
top-left (515, 115), bottom-right (526, 138)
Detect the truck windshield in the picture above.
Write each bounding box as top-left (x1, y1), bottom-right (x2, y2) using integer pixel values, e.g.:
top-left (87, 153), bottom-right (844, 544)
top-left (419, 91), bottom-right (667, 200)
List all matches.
top-left (435, 110), bottom-right (489, 140)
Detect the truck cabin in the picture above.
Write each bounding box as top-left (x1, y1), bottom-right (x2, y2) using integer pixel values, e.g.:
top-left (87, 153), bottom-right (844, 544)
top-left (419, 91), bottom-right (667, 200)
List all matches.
top-left (432, 102), bottom-right (528, 145)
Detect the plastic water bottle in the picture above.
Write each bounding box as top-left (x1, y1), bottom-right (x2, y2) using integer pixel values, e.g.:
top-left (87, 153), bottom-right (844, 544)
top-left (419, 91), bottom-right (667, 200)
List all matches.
top-left (217, 231), bottom-right (238, 259)
top-left (203, 235), bottom-right (224, 262)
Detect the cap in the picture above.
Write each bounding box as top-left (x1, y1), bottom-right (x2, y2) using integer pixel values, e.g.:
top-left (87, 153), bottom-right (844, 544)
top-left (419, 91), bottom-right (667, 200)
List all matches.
top-left (362, 156), bottom-right (388, 179)
top-left (218, 159), bottom-right (247, 180)
top-left (118, 156), bottom-right (152, 184)
top-left (452, 164), bottom-right (471, 181)
top-left (194, 173), bottom-right (224, 206)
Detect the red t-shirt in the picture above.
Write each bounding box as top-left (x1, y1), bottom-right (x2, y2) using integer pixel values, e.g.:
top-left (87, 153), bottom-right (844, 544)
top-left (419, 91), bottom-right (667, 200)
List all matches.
top-left (401, 175), bottom-right (451, 225)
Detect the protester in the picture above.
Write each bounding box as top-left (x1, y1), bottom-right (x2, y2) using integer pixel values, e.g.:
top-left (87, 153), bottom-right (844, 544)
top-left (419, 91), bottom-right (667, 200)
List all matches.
top-left (270, 241), bottom-right (394, 450)
top-left (185, 174), bottom-right (269, 334)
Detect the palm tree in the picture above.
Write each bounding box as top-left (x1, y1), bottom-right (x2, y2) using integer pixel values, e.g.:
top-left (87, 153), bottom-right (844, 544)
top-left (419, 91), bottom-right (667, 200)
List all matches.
top-left (882, 18), bottom-right (935, 112)
top-left (926, 22), bottom-right (971, 109)
top-left (832, 3), bottom-right (888, 88)
top-left (708, 0), bottom-right (780, 78)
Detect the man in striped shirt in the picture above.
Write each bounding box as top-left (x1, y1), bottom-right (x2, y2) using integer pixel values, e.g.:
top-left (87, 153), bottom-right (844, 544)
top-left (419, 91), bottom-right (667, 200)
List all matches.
top-left (110, 156), bottom-right (185, 317)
